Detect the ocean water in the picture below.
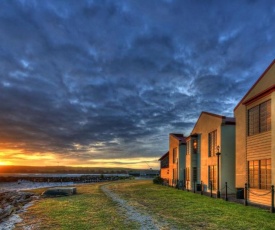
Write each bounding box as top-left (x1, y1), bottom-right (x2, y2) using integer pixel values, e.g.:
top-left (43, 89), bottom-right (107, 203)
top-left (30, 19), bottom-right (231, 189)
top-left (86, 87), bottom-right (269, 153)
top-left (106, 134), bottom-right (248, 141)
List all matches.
top-left (0, 173), bottom-right (129, 192)
top-left (0, 173), bottom-right (129, 177)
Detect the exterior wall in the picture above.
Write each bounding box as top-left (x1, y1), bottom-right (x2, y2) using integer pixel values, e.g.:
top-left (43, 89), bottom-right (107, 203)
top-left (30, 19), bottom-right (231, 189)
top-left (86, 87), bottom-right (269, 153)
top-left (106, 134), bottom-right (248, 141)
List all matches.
top-left (192, 114), bottom-right (222, 192)
top-left (195, 135), bottom-right (201, 183)
top-left (235, 61), bottom-right (275, 206)
top-left (160, 168), bottom-right (169, 181)
top-left (185, 140), bottom-right (191, 189)
top-left (235, 98), bottom-right (273, 205)
top-left (248, 188), bottom-right (271, 206)
top-left (190, 113), bottom-right (235, 193)
top-left (272, 92), bottom-right (275, 186)
top-left (247, 132), bottom-right (271, 160)
top-left (168, 135), bottom-right (185, 186)
top-left (246, 95), bottom-right (272, 205)
top-left (246, 94), bottom-right (272, 160)
top-left (221, 125), bottom-right (235, 191)
top-left (159, 153), bottom-right (169, 181)
top-left (234, 104), bottom-right (247, 188)
top-left (179, 144), bottom-right (186, 183)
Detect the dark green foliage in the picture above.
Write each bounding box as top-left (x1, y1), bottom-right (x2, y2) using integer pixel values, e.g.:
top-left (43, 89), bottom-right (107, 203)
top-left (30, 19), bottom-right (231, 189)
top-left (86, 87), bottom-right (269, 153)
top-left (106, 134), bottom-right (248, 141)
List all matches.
top-left (153, 176), bottom-right (163, 184)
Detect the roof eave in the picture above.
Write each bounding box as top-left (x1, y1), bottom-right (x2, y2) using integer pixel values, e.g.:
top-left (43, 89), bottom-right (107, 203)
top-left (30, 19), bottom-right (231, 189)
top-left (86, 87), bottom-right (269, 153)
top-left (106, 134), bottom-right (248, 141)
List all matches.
top-left (234, 59), bottom-right (275, 111)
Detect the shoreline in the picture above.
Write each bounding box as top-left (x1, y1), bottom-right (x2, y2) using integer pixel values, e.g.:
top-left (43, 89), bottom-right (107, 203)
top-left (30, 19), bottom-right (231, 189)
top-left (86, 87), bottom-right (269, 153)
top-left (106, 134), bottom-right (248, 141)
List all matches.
top-left (0, 181), bottom-right (76, 230)
top-left (0, 181), bottom-right (75, 192)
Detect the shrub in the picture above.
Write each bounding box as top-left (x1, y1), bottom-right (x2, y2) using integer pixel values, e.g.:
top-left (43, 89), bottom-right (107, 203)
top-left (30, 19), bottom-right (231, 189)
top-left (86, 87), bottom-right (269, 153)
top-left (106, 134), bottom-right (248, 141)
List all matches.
top-left (153, 176), bottom-right (164, 184)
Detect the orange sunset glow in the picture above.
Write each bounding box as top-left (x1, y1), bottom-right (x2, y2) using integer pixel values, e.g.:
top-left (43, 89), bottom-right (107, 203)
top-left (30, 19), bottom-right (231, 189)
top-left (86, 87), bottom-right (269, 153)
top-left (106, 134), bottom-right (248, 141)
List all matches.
top-left (0, 146), bottom-right (159, 169)
top-left (0, 0), bottom-right (273, 174)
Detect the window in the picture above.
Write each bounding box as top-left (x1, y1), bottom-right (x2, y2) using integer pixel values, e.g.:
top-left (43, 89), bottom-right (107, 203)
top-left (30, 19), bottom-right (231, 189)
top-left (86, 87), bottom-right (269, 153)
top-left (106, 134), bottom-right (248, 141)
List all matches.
top-left (248, 160), bottom-right (259, 188)
top-left (186, 167), bottom-right (190, 181)
top-left (248, 100), bottom-right (271, 136)
top-left (209, 165), bottom-right (216, 190)
top-left (173, 148), bottom-right (177, 163)
top-left (260, 159), bottom-right (271, 189)
top-left (193, 167), bottom-right (197, 182)
top-left (208, 130), bottom-right (217, 157)
top-left (248, 159), bottom-right (271, 189)
top-left (186, 141), bottom-right (190, 155)
top-left (193, 139), bottom-right (198, 154)
top-left (160, 156), bottom-right (169, 168)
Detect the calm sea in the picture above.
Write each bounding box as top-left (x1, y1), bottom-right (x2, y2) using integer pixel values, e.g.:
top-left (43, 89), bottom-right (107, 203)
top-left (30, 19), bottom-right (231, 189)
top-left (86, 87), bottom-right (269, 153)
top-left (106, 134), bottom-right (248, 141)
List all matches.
top-left (0, 173), bottom-right (129, 177)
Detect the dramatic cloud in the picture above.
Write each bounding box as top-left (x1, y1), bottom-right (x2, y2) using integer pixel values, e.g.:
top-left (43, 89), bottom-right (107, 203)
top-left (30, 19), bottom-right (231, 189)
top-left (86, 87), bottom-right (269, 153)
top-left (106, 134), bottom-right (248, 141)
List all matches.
top-left (0, 0), bottom-right (274, 168)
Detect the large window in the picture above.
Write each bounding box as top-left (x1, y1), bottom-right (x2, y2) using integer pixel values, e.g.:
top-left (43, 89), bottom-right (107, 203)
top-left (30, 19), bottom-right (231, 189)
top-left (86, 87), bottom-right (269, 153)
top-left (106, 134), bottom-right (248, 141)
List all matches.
top-left (208, 130), bottom-right (217, 157)
top-left (209, 165), bottom-right (217, 190)
top-left (248, 100), bottom-right (271, 136)
top-left (248, 159), bottom-right (271, 189)
top-left (173, 147), bottom-right (177, 163)
top-left (248, 160), bottom-right (259, 188)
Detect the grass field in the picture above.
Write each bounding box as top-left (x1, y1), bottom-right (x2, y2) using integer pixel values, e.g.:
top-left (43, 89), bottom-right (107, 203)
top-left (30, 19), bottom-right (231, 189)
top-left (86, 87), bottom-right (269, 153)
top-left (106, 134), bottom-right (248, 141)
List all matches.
top-left (15, 180), bottom-right (275, 230)
top-left (15, 182), bottom-right (138, 230)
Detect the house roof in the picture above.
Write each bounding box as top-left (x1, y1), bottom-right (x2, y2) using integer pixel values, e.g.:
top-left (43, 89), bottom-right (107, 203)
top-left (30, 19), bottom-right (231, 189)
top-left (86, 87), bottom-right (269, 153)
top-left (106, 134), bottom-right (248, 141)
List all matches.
top-left (186, 133), bottom-right (199, 140)
top-left (169, 133), bottom-right (186, 144)
top-left (190, 111), bottom-right (235, 134)
top-left (158, 151), bottom-right (169, 161)
top-left (224, 117), bottom-right (236, 124)
top-left (234, 59), bottom-right (275, 111)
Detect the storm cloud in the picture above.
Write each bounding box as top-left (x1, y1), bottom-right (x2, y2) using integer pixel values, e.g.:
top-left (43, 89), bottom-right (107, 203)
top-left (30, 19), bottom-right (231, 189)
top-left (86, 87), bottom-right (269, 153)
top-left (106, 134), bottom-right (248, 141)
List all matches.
top-left (0, 0), bottom-right (274, 167)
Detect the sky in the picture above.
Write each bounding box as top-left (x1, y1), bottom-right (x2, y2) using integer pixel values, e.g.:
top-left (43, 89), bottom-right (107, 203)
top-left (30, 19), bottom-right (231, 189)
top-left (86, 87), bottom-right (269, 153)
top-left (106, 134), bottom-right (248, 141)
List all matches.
top-left (0, 0), bottom-right (274, 169)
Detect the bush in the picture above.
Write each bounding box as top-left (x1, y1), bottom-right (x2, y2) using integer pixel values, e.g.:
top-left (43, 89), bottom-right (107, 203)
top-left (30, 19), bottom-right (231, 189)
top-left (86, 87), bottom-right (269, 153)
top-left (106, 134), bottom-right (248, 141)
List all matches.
top-left (153, 176), bottom-right (164, 184)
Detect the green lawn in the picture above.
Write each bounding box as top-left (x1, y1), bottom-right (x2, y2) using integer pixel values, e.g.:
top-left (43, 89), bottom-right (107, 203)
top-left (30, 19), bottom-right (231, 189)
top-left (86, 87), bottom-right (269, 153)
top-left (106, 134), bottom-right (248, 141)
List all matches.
top-left (16, 180), bottom-right (275, 230)
top-left (15, 183), bottom-right (138, 230)
top-left (108, 180), bottom-right (275, 230)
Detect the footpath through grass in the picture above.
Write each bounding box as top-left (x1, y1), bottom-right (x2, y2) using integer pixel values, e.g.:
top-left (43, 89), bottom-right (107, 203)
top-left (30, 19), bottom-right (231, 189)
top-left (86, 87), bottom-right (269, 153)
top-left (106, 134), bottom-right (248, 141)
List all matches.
top-left (16, 180), bottom-right (275, 230)
top-left (15, 182), bottom-right (138, 230)
top-left (106, 180), bottom-right (275, 230)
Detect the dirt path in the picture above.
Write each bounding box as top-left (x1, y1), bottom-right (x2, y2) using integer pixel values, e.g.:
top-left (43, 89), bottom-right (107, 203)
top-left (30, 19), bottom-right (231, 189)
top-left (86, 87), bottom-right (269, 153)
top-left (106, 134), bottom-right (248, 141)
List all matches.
top-left (101, 184), bottom-right (175, 230)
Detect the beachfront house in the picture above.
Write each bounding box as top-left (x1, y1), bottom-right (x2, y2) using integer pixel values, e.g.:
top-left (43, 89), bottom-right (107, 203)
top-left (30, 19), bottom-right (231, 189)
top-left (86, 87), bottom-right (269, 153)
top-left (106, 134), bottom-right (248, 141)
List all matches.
top-left (159, 151), bottom-right (169, 184)
top-left (168, 133), bottom-right (186, 187)
top-left (234, 60), bottom-right (275, 206)
top-left (186, 112), bottom-right (235, 195)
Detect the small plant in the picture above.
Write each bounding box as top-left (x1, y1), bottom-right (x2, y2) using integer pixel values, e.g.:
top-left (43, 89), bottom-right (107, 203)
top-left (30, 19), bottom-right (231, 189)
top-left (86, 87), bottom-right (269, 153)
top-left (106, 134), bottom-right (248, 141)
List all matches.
top-left (153, 176), bottom-right (163, 184)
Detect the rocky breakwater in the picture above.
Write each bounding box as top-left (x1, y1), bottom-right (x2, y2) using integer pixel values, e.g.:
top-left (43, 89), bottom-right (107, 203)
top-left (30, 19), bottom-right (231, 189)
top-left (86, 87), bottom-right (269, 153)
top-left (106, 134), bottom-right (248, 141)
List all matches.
top-left (0, 191), bottom-right (38, 222)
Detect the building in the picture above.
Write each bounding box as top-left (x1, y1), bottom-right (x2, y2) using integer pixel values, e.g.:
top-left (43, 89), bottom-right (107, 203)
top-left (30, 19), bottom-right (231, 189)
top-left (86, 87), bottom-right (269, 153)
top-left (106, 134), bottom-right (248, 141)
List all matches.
top-left (235, 60), bottom-right (275, 205)
top-left (159, 151), bottom-right (169, 183)
top-left (186, 112), bottom-right (235, 195)
top-left (168, 133), bottom-right (186, 187)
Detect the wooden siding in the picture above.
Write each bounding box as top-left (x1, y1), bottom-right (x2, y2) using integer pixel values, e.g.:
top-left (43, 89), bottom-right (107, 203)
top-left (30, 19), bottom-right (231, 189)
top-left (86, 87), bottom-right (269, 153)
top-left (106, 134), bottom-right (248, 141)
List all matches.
top-left (160, 168), bottom-right (169, 180)
top-left (247, 131), bottom-right (271, 160)
top-left (248, 188), bottom-right (271, 206)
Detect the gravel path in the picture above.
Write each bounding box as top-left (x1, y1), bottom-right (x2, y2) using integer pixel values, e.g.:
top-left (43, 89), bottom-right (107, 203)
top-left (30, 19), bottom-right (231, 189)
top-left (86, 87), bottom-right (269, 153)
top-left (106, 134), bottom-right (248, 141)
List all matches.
top-left (101, 184), bottom-right (174, 230)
